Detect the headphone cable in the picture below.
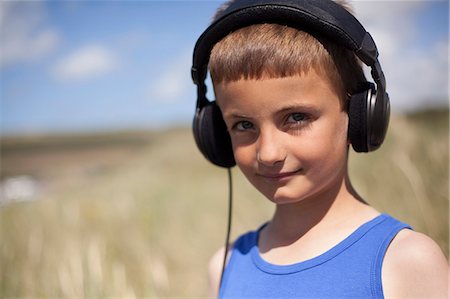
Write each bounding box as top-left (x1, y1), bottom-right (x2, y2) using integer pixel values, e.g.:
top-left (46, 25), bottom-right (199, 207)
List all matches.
top-left (219, 167), bottom-right (233, 291)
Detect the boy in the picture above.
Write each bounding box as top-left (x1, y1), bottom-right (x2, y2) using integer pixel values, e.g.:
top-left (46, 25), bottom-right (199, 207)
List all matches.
top-left (191, 0), bottom-right (449, 298)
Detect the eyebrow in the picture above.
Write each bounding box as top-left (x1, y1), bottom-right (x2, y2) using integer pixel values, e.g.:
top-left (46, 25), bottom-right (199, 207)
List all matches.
top-left (224, 103), bottom-right (320, 120)
top-left (275, 103), bottom-right (320, 115)
top-left (224, 112), bottom-right (251, 120)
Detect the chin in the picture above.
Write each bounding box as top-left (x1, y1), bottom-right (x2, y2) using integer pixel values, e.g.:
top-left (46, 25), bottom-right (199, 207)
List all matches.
top-left (268, 196), bottom-right (300, 205)
top-left (263, 186), bottom-right (311, 205)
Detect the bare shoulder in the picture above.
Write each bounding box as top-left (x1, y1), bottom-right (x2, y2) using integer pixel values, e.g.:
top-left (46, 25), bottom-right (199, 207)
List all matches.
top-left (382, 229), bottom-right (449, 298)
top-left (207, 244), bottom-right (233, 299)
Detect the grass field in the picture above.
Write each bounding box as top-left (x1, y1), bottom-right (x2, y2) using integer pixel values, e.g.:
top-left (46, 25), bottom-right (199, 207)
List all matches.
top-left (0, 109), bottom-right (448, 298)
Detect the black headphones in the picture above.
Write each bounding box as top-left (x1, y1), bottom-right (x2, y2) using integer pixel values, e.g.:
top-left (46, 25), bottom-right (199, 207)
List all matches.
top-left (192, 0), bottom-right (390, 168)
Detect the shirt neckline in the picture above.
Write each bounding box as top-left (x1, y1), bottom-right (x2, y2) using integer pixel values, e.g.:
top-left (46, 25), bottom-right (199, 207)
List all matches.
top-left (251, 213), bottom-right (389, 274)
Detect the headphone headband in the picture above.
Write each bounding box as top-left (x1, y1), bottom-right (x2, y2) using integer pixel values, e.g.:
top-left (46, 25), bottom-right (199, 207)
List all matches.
top-left (192, 0), bottom-right (381, 86)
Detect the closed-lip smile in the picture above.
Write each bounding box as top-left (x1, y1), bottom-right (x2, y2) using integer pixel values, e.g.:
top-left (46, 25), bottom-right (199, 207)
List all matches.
top-left (257, 169), bottom-right (302, 180)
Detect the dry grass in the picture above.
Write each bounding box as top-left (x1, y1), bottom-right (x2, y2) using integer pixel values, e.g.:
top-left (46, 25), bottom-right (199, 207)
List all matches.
top-left (0, 110), bottom-right (448, 298)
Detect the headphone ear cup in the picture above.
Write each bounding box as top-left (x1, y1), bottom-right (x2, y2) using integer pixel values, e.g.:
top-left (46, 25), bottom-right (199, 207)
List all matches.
top-left (193, 101), bottom-right (236, 168)
top-left (348, 90), bottom-right (369, 153)
top-left (368, 92), bottom-right (390, 151)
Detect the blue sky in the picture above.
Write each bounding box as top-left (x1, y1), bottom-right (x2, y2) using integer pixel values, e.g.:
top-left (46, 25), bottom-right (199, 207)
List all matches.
top-left (1, 0), bottom-right (448, 135)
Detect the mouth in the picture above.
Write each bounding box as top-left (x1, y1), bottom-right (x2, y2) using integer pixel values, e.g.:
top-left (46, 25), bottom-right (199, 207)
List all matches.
top-left (257, 169), bottom-right (303, 181)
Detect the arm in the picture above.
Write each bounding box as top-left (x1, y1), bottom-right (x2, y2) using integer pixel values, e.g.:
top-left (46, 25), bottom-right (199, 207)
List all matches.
top-left (207, 245), bottom-right (232, 299)
top-left (382, 229), bottom-right (449, 298)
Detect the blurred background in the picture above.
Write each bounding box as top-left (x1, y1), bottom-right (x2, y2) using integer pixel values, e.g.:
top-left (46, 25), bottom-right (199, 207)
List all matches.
top-left (0, 0), bottom-right (448, 297)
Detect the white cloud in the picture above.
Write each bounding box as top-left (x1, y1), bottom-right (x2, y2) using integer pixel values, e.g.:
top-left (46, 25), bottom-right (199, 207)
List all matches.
top-left (0, 1), bottom-right (60, 67)
top-left (350, 0), bottom-right (448, 112)
top-left (149, 50), bottom-right (192, 102)
top-left (52, 45), bottom-right (118, 81)
top-left (352, 1), bottom-right (423, 51)
top-left (352, 1), bottom-right (424, 23)
top-left (386, 41), bottom-right (448, 111)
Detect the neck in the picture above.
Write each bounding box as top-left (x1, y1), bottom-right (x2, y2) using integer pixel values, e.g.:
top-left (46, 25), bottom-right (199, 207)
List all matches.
top-left (268, 173), bottom-right (366, 241)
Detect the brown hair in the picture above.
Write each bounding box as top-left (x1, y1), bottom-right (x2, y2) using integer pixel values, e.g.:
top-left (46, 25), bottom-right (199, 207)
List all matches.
top-left (208, 1), bottom-right (366, 108)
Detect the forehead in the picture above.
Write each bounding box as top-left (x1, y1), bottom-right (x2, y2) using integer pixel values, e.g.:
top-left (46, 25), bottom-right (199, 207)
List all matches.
top-left (215, 70), bottom-right (341, 117)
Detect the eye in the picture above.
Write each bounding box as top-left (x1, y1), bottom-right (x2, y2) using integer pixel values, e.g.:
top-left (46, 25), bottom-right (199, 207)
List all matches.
top-left (287, 112), bottom-right (308, 123)
top-left (284, 112), bottom-right (313, 133)
top-left (234, 120), bottom-right (254, 131)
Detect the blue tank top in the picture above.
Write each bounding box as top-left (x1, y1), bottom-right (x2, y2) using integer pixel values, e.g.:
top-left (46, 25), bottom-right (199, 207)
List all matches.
top-left (219, 214), bottom-right (411, 299)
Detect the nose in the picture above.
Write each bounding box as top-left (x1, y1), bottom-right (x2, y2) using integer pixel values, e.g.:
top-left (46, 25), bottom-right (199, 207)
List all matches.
top-left (256, 127), bottom-right (286, 166)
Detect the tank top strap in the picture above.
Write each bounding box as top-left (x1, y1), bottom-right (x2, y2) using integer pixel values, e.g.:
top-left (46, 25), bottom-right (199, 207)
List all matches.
top-left (370, 215), bottom-right (412, 298)
top-left (219, 225), bottom-right (264, 296)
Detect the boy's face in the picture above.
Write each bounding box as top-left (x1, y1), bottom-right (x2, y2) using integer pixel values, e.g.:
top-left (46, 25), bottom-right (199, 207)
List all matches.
top-left (215, 70), bottom-right (349, 205)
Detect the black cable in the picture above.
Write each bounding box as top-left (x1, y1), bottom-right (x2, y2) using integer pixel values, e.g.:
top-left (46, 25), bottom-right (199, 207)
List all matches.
top-left (219, 168), bottom-right (233, 290)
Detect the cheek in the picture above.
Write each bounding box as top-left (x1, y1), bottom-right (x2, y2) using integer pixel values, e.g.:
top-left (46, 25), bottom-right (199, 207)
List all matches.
top-left (331, 116), bottom-right (349, 155)
top-left (232, 144), bottom-right (254, 168)
top-left (335, 112), bottom-right (349, 147)
top-left (320, 111), bottom-right (348, 148)
top-left (298, 113), bottom-right (349, 167)
top-left (232, 144), bottom-right (260, 184)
